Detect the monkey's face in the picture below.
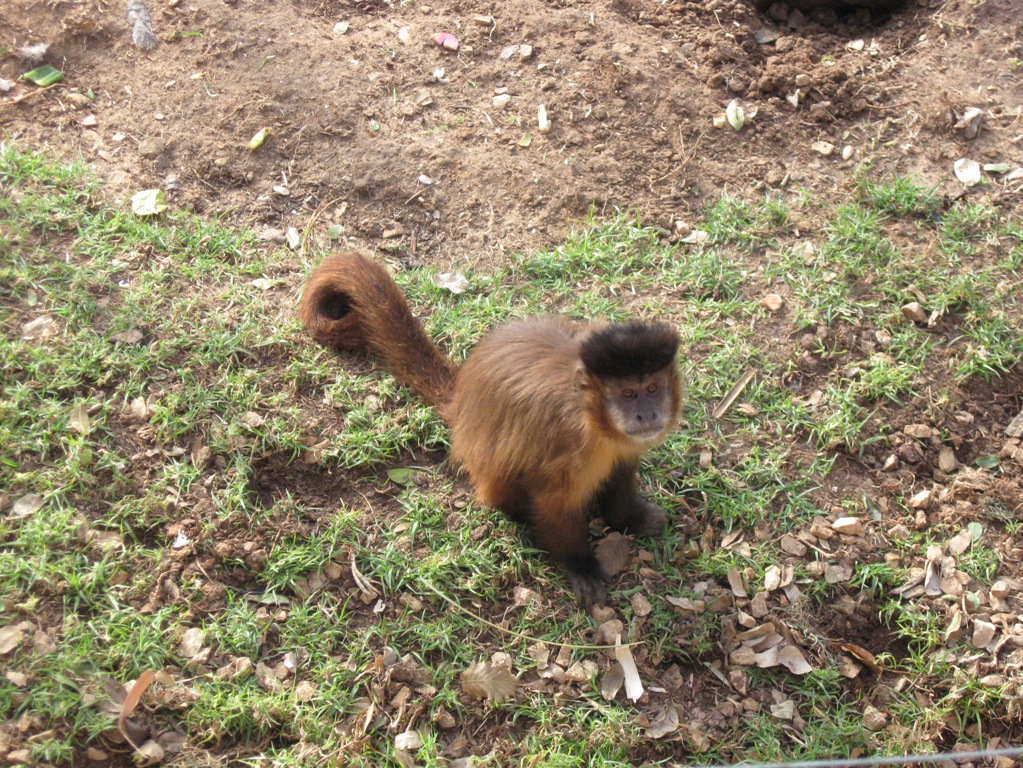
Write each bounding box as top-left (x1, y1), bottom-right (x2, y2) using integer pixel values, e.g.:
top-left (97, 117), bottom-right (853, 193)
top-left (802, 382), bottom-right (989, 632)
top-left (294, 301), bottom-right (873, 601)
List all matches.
top-left (601, 372), bottom-right (676, 445)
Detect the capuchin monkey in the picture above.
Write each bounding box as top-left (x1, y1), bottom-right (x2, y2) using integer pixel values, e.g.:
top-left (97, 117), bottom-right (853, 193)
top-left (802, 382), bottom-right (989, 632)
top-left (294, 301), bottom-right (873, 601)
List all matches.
top-left (299, 252), bottom-right (682, 609)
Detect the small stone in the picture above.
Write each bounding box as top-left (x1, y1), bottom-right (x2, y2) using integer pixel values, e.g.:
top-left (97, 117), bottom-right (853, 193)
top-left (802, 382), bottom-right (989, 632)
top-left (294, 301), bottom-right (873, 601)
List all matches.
top-left (7, 749), bottom-right (32, 765)
top-left (780, 534), bottom-right (807, 556)
top-left (565, 660), bottom-right (598, 681)
top-left (794, 73), bottom-right (812, 87)
top-left (519, 44), bottom-right (533, 59)
top-left (862, 705), bottom-right (887, 732)
top-left (139, 137), bottom-right (166, 158)
top-left (903, 424), bottom-right (931, 439)
top-left (754, 28), bottom-right (780, 44)
top-left (750, 591), bottom-right (769, 618)
top-left (590, 605), bottom-right (616, 623)
top-left (433, 706), bottom-right (457, 728)
top-left (382, 221), bottom-right (404, 239)
top-left (630, 593), bottom-right (652, 617)
top-left (938, 447), bottom-right (957, 473)
top-left (897, 442), bottom-right (924, 464)
top-left (882, 454), bottom-right (899, 471)
top-left (832, 517), bottom-right (864, 536)
top-left (492, 93), bottom-right (511, 109)
top-left (595, 619), bottom-right (624, 645)
top-left (901, 302), bottom-right (927, 323)
top-left (812, 140), bottom-right (835, 156)
top-left (760, 293), bottom-right (784, 312)
top-left (908, 489), bottom-right (932, 510)
top-left (914, 509), bottom-right (928, 529)
top-left (841, 145), bottom-right (854, 160)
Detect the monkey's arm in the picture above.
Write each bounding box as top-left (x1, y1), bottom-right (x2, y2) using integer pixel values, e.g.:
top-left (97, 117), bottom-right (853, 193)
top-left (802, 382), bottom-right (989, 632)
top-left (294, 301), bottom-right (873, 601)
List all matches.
top-left (594, 460), bottom-right (668, 537)
top-left (529, 487), bottom-right (608, 609)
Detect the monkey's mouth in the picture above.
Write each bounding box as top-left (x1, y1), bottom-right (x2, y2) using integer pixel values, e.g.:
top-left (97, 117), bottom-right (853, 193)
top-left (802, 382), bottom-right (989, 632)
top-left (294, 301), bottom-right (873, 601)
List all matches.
top-left (624, 423), bottom-right (666, 442)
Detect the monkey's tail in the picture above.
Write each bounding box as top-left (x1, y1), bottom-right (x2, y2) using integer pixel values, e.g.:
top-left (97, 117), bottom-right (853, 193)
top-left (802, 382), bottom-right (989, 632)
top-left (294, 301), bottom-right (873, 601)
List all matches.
top-left (298, 252), bottom-right (456, 411)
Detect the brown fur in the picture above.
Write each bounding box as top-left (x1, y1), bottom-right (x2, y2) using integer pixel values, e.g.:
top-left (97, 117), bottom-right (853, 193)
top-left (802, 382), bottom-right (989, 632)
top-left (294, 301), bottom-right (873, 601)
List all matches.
top-left (297, 253), bottom-right (455, 408)
top-left (299, 253), bottom-right (681, 608)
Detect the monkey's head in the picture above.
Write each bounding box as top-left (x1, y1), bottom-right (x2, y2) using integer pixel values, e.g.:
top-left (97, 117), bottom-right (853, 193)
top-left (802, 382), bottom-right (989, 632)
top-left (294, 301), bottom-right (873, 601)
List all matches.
top-left (579, 321), bottom-right (682, 445)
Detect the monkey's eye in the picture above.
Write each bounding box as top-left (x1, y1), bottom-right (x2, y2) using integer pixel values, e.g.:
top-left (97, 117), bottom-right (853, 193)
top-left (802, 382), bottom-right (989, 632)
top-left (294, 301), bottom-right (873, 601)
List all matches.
top-left (621, 388), bottom-right (636, 399)
top-left (646, 383), bottom-right (659, 394)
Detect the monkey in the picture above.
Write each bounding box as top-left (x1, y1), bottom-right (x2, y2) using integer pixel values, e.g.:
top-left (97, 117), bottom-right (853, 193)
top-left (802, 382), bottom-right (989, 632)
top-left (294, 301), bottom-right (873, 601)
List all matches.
top-left (299, 252), bottom-right (682, 609)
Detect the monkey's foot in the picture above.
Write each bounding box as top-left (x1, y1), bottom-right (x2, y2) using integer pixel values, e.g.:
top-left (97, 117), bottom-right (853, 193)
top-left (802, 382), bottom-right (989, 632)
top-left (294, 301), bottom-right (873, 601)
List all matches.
top-left (626, 500), bottom-right (667, 537)
top-left (561, 558), bottom-right (608, 610)
top-left (569, 573), bottom-right (607, 610)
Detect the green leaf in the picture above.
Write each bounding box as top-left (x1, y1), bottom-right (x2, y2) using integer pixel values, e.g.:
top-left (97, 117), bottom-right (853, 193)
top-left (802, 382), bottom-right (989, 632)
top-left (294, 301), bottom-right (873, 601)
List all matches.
top-left (967, 521), bottom-right (984, 542)
top-left (387, 468), bottom-right (417, 486)
top-left (23, 65), bottom-right (63, 87)
top-left (974, 454), bottom-right (1000, 469)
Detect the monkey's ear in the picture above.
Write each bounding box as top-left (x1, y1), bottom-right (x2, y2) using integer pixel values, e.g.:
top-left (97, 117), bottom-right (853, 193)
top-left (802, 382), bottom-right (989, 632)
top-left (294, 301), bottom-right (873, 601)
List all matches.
top-left (573, 361), bottom-right (594, 392)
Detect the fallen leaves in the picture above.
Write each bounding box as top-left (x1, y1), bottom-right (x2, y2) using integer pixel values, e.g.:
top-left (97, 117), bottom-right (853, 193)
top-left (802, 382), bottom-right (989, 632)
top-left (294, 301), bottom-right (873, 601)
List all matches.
top-left (460, 661), bottom-right (518, 702)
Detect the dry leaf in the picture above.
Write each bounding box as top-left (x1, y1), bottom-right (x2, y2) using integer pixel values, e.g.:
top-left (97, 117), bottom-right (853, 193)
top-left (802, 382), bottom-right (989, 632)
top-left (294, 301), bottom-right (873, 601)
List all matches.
top-left (646, 705), bottom-right (680, 738)
top-left (134, 740), bottom-right (164, 766)
top-left (0, 623), bottom-right (27, 655)
top-left (834, 642), bottom-right (882, 674)
top-left (178, 628), bottom-right (206, 658)
top-left (836, 655), bottom-right (862, 678)
top-left (111, 328), bottom-right (145, 345)
top-left (972, 619), bottom-right (996, 648)
top-left (770, 699), bottom-right (796, 719)
top-left (726, 567), bottom-right (748, 598)
top-left (923, 545), bottom-right (943, 596)
top-left (594, 532), bottom-right (631, 577)
top-left (600, 662), bottom-right (625, 700)
top-left (460, 661), bottom-right (518, 702)
top-left (68, 403), bottom-right (92, 434)
top-left (776, 645), bottom-right (812, 675)
top-left (10, 493), bottom-right (44, 519)
top-left (118, 670), bottom-right (155, 750)
top-left (432, 272), bottom-right (469, 294)
top-left (21, 315), bottom-right (55, 341)
top-left (614, 635), bottom-right (644, 702)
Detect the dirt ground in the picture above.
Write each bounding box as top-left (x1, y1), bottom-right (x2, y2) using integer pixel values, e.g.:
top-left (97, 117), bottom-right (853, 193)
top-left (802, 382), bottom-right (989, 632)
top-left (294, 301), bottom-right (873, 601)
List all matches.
top-left (2, 0), bottom-right (1021, 266)
top-left (3, 0), bottom-right (1023, 763)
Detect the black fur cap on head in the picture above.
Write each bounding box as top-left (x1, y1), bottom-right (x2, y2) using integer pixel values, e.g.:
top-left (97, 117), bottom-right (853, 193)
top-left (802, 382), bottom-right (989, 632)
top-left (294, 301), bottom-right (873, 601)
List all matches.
top-left (579, 320), bottom-right (679, 379)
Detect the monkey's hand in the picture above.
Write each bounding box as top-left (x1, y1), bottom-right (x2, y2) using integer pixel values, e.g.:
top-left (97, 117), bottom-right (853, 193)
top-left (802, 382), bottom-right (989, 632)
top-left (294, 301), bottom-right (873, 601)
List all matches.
top-left (563, 558), bottom-right (608, 610)
top-left (625, 499), bottom-right (667, 537)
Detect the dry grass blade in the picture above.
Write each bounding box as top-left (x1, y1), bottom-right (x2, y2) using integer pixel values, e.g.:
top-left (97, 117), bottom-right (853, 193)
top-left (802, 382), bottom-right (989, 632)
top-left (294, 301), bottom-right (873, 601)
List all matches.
top-left (711, 368), bottom-right (755, 420)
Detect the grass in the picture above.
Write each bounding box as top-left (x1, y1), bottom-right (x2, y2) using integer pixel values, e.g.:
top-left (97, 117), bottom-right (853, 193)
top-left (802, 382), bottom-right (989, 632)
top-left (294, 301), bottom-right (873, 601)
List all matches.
top-left (1, 145), bottom-right (1021, 764)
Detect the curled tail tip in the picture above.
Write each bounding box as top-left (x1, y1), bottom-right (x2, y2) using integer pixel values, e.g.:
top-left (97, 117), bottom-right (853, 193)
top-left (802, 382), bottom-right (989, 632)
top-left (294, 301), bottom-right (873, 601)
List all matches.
top-left (298, 255), bottom-right (369, 351)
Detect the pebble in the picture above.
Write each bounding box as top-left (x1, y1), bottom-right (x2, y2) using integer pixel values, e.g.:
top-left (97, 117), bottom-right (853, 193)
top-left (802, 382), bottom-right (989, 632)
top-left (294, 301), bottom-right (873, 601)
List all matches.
top-left (139, 137), bottom-right (166, 158)
top-left (908, 489), bottom-right (931, 509)
top-left (862, 705), bottom-right (888, 732)
top-left (901, 301), bottom-right (927, 323)
top-left (938, 447), bottom-right (957, 473)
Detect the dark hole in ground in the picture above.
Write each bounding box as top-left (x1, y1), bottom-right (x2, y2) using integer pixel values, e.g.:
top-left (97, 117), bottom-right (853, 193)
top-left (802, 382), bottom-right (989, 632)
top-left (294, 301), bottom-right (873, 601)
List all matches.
top-left (751, 0), bottom-right (911, 31)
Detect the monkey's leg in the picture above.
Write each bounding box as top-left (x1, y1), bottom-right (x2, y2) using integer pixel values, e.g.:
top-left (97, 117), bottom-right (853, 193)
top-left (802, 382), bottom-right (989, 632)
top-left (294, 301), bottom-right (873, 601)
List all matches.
top-left (596, 461), bottom-right (667, 537)
top-left (475, 477), bottom-right (529, 523)
top-left (529, 489), bottom-right (607, 609)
